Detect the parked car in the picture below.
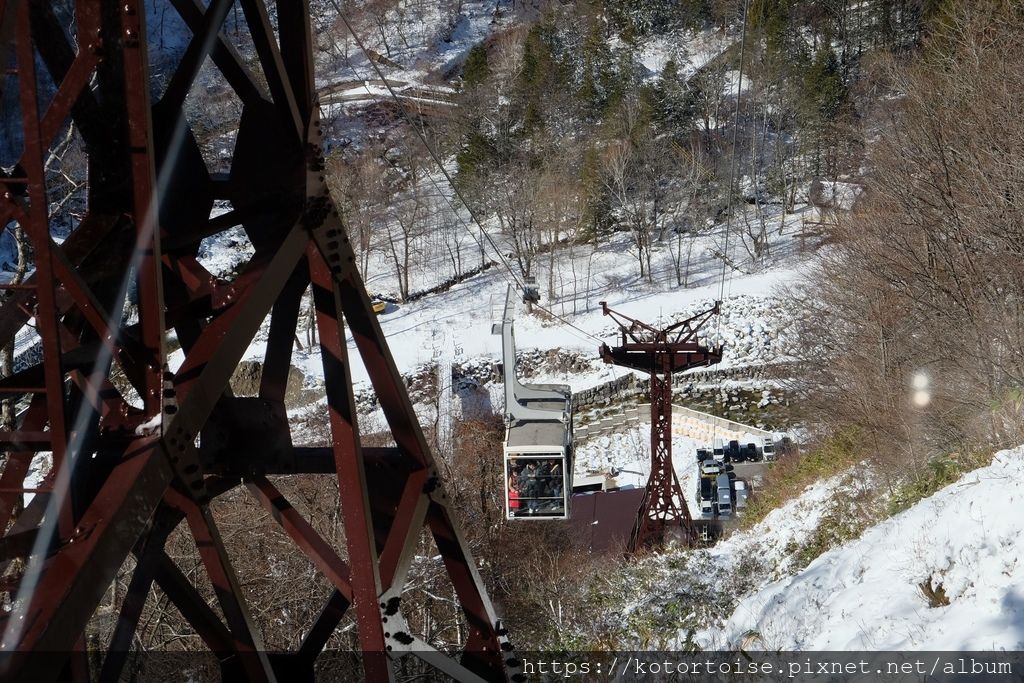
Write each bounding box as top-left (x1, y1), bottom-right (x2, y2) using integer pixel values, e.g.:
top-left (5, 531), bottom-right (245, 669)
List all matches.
top-left (698, 478), bottom-right (715, 518)
top-left (701, 460), bottom-right (722, 477)
top-left (716, 473), bottom-right (733, 518)
top-left (735, 479), bottom-right (749, 510)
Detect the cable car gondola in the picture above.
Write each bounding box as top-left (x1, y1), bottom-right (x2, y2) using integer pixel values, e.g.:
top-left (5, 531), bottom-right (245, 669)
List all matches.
top-left (492, 286), bottom-right (572, 519)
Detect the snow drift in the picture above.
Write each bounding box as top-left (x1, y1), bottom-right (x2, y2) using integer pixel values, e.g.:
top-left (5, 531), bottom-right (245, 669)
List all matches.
top-left (720, 447), bottom-right (1024, 650)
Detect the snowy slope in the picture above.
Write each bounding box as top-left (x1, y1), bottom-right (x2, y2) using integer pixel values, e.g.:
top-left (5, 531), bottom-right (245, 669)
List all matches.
top-left (174, 203), bottom-right (810, 412)
top-left (611, 464), bottom-right (865, 649)
top-left (718, 447), bottom-right (1024, 650)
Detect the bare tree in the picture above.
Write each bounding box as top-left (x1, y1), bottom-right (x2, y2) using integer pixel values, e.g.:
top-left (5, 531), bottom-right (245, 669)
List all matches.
top-left (327, 146), bottom-right (387, 279)
top-left (492, 160), bottom-right (543, 280)
top-left (792, 1), bottom-right (1024, 468)
top-left (600, 139), bottom-right (655, 282)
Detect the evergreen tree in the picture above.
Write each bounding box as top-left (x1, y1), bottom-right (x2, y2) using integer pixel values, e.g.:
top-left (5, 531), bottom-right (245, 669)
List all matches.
top-left (579, 144), bottom-right (614, 240)
top-left (462, 45), bottom-right (490, 88)
top-left (577, 22), bottom-right (615, 116)
top-left (652, 59), bottom-right (694, 134)
top-left (455, 129), bottom-right (497, 190)
top-left (520, 24), bottom-right (556, 131)
top-left (805, 44), bottom-right (846, 122)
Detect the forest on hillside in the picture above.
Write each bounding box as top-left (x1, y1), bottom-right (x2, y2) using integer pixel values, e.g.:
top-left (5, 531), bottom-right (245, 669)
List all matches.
top-left (323, 0), bottom-right (936, 297)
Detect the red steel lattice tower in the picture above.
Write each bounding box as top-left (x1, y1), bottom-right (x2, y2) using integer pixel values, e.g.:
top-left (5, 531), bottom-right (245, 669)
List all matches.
top-left (0, 1), bottom-right (519, 680)
top-left (598, 302), bottom-right (722, 552)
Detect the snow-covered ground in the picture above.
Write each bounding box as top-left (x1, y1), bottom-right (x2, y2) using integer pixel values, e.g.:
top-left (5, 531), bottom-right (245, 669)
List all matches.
top-left (575, 426), bottom-right (703, 498)
top-left (634, 29), bottom-right (732, 80)
top-left (177, 202), bottom-right (810, 415)
top-left (610, 447), bottom-right (1023, 652)
top-left (715, 446), bottom-right (1024, 650)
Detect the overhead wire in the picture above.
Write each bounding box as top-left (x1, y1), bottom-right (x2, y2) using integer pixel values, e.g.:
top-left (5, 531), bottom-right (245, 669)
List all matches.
top-left (326, 1), bottom-right (522, 285)
top-left (716, 0), bottom-right (751, 338)
top-left (710, 0), bottom-right (751, 448)
top-left (325, 0), bottom-right (604, 346)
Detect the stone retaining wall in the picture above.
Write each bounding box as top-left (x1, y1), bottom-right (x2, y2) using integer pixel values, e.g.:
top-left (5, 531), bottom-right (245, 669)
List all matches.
top-left (574, 402), bottom-right (772, 443)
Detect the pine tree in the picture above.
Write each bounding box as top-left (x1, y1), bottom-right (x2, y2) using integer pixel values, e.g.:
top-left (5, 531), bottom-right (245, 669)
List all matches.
top-left (652, 59), bottom-right (694, 134)
top-left (462, 45), bottom-right (490, 88)
top-left (579, 144), bottom-right (614, 241)
top-left (577, 22), bottom-right (615, 115)
top-left (520, 24), bottom-right (556, 131)
top-left (806, 44), bottom-right (846, 122)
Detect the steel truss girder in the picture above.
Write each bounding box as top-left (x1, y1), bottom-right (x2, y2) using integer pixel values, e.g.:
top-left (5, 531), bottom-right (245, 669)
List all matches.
top-left (0, 1), bottom-right (517, 680)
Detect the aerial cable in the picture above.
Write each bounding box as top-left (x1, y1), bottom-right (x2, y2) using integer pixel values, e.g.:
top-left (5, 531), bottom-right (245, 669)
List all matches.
top-left (716, 0), bottom-right (750, 339)
top-left (326, 0), bottom-right (603, 345)
top-left (711, 0), bottom-right (750, 448)
top-left (339, 68), bottom-right (600, 347)
top-left (326, 0), bottom-right (524, 289)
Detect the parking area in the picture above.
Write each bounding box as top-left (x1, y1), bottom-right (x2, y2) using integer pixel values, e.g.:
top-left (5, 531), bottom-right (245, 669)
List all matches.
top-left (733, 461), bottom-right (772, 490)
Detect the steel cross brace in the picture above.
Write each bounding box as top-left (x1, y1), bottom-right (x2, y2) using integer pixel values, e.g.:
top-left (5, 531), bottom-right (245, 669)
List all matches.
top-left (0, 1), bottom-right (520, 681)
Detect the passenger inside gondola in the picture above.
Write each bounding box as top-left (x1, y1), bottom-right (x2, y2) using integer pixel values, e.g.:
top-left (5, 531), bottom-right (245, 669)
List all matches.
top-left (507, 460), bottom-right (521, 512)
top-left (506, 457), bottom-right (567, 517)
top-left (519, 461), bottom-right (540, 513)
top-left (549, 460), bottom-right (563, 500)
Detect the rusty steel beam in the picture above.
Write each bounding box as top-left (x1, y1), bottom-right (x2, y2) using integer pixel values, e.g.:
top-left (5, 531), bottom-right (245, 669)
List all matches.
top-left (160, 0), bottom-right (236, 112)
top-left (170, 0), bottom-right (266, 104)
top-left (297, 589), bottom-right (350, 663)
top-left (0, 2), bottom-right (519, 680)
top-left (237, 0), bottom-right (303, 137)
top-left (245, 476), bottom-right (354, 605)
top-left (258, 264), bottom-right (308, 402)
top-left (97, 503), bottom-right (183, 683)
top-left (308, 248), bottom-right (390, 681)
top-left (0, 440), bottom-right (173, 680)
top-left (164, 488), bottom-right (275, 681)
top-left (121, 0), bottom-right (167, 417)
top-left (13, 1), bottom-right (68, 475)
top-left (150, 549), bottom-right (235, 652)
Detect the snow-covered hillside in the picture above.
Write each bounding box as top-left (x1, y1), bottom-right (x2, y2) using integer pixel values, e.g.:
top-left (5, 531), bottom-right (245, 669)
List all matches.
top-left (716, 446), bottom-right (1024, 651)
top-left (607, 448), bottom-right (1022, 652)
top-left (182, 205), bottom-right (809, 417)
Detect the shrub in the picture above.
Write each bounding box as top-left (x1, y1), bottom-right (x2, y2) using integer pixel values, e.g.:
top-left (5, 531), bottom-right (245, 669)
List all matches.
top-left (740, 430), bottom-right (863, 528)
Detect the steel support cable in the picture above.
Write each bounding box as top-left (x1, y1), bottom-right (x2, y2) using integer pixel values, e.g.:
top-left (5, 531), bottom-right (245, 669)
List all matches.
top-left (326, 1), bottom-right (522, 285)
top-left (711, 0), bottom-right (750, 448)
top-left (716, 0), bottom-right (750, 332)
top-left (325, 0), bottom-right (604, 346)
